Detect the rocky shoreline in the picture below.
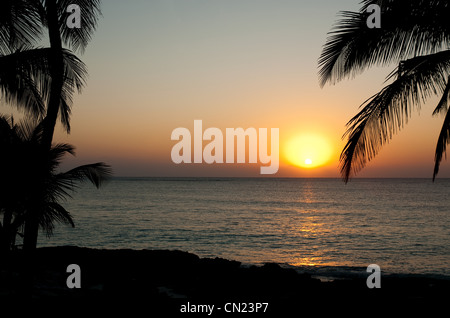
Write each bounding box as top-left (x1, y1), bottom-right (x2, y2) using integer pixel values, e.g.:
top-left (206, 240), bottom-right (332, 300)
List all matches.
top-left (1, 246), bottom-right (449, 315)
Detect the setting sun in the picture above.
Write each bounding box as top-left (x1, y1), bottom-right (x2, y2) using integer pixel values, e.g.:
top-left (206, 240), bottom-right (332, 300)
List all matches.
top-left (284, 134), bottom-right (333, 169)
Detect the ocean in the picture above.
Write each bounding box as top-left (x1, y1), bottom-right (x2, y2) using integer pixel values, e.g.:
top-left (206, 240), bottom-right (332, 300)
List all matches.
top-left (40, 178), bottom-right (450, 278)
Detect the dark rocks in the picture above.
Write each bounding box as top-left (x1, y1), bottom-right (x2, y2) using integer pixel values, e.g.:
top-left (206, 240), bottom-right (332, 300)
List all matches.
top-left (1, 246), bottom-right (449, 315)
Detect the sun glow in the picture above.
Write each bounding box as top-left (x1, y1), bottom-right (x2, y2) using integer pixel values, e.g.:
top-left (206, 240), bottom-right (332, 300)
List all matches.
top-left (284, 134), bottom-right (333, 169)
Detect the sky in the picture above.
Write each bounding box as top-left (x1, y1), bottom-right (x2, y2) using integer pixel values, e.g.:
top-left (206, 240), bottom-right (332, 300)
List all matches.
top-left (3, 0), bottom-right (450, 178)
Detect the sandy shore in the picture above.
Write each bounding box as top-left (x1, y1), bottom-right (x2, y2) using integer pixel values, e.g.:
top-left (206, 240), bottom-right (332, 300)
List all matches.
top-left (1, 246), bottom-right (448, 315)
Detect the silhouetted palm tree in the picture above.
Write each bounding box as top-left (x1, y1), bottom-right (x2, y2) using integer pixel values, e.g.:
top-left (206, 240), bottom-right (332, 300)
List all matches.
top-left (37, 0), bottom-right (102, 148)
top-left (0, 116), bottom-right (112, 252)
top-left (0, 46), bottom-right (88, 127)
top-left (0, 0), bottom-right (101, 140)
top-left (0, 0), bottom-right (102, 250)
top-left (319, 0), bottom-right (450, 182)
top-left (0, 46), bottom-right (90, 251)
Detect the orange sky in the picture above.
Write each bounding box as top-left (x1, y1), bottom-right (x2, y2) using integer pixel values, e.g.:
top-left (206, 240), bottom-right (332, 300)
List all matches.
top-left (2, 0), bottom-right (450, 178)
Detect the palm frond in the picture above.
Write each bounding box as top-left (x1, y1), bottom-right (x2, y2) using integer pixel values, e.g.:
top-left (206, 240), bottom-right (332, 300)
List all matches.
top-left (38, 202), bottom-right (74, 237)
top-left (319, 1), bottom-right (450, 87)
top-left (0, 115), bottom-right (14, 141)
top-left (14, 117), bottom-right (41, 142)
top-left (433, 105), bottom-right (450, 180)
top-left (49, 143), bottom-right (76, 165)
top-left (433, 76), bottom-right (450, 116)
top-left (57, 0), bottom-right (102, 54)
top-left (0, 47), bottom-right (87, 132)
top-left (59, 96), bottom-right (72, 133)
top-left (59, 163), bottom-right (112, 189)
top-left (340, 50), bottom-right (450, 182)
top-left (318, 11), bottom-right (367, 87)
top-left (0, 0), bottom-right (43, 54)
top-left (0, 48), bottom-right (47, 118)
top-left (62, 48), bottom-right (88, 92)
top-left (58, 49), bottom-right (88, 132)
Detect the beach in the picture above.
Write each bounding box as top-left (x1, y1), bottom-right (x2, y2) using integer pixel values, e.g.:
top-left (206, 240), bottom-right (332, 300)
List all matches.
top-left (1, 246), bottom-right (449, 315)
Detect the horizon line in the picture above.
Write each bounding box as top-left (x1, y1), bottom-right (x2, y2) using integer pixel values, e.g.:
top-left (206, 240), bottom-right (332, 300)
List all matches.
top-left (108, 176), bottom-right (449, 180)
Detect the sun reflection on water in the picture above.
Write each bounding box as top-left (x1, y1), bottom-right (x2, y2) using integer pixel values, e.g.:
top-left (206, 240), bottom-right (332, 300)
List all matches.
top-left (299, 182), bottom-right (316, 204)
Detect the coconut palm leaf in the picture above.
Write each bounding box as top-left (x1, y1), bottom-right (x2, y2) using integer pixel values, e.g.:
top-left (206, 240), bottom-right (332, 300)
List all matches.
top-left (320, 1), bottom-right (450, 181)
top-left (58, 49), bottom-right (88, 132)
top-left (433, 106), bottom-right (450, 180)
top-left (0, 47), bottom-right (88, 131)
top-left (0, 0), bottom-right (42, 54)
top-left (340, 50), bottom-right (450, 181)
top-left (0, 48), bottom-right (46, 118)
top-left (58, 97), bottom-right (72, 133)
top-left (319, 1), bottom-right (450, 87)
top-left (57, 0), bottom-right (102, 54)
top-left (38, 202), bottom-right (75, 237)
top-left (433, 77), bottom-right (450, 116)
top-left (49, 143), bottom-right (77, 166)
top-left (14, 116), bottom-right (41, 142)
top-left (58, 163), bottom-right (113, 189)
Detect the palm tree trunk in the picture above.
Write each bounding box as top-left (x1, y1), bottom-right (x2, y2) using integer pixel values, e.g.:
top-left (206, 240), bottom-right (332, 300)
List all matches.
top-left (23, 214), bottom-right (39, 252)
top-left (41, 0), bottom-right (64, 150)
top-left (23, 0), bottom-right (64, 252)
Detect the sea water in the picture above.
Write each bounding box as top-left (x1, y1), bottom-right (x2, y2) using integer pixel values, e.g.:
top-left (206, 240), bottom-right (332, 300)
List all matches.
top-left (40, 178), bottom-right (450, 277)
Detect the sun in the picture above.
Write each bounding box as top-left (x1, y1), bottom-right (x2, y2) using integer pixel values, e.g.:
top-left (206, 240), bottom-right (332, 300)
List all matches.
top-left (284, 134), bottom-right (333, 169)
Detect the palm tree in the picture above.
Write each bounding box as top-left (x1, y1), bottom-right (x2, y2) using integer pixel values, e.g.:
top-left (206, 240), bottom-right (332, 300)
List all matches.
top-left (37, 0), bottom-right (102, 148)
top-left (0, 0), bottom-right (101, 143)
top-left (0, 46), bottom-right (88, 128)
top-left (0, 116), bottom-right (112, 252)
top-left (0, 46), bottom-right (92, 250)
top-left (318, 0), bottom-right (450, 182)
top-left (0, 0), bottom-right (102, 250)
